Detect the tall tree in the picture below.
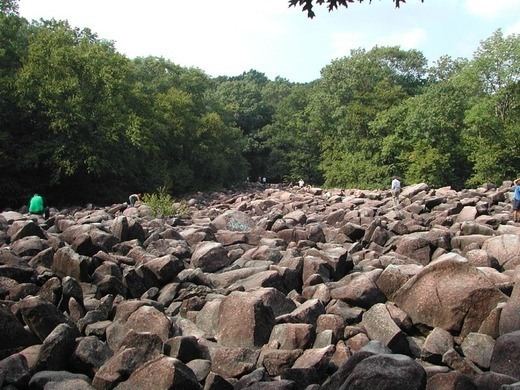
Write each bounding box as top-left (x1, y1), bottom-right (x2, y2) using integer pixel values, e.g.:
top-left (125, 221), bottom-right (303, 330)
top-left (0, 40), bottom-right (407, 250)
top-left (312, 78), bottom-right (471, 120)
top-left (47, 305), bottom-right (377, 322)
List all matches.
top-left (314, 46), bottom-right (427, 188)
top-left (16, 21), bottom-right (146, 202)
top-left (461, 30), bottom-right (520, 185)
top-left (214, 70), bottom-right (273, 179)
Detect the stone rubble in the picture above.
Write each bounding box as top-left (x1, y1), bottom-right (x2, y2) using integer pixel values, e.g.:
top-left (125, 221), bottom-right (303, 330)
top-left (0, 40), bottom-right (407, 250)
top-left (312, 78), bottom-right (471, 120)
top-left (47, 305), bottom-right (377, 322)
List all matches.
top-left (0, 182), bottom-right (520, 389)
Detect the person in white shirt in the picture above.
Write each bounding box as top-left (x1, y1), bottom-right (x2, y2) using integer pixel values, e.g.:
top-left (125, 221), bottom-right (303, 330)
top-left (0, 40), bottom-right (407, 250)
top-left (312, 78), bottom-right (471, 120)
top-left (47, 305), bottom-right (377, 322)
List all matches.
top-left (391, 176), bottom-right (401, 209)
top-left (298, 179), bottom-right (304, 188)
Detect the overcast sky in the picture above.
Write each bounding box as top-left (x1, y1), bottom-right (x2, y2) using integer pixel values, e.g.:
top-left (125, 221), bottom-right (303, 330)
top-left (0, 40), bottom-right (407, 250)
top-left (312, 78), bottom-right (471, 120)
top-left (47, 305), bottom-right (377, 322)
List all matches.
top-left (18, 0), bottom-right (520, 82)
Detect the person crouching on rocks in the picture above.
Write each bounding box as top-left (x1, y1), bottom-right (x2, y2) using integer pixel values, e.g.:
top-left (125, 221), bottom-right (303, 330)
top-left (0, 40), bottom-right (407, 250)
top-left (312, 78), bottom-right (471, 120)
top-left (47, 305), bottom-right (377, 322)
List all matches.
top-left (29, 193), bottom-right (49, 219)
top-left (512, 178), bottom-right (520, 222)
top-left (128, 193), bottom-right (141, 207)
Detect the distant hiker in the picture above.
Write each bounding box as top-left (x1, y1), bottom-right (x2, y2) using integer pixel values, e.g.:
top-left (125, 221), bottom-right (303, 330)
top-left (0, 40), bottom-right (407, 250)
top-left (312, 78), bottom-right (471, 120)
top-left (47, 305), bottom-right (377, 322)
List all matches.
top-left (298, 179), bottom-right (305, 188)
top-left (262, 177), bottom-right (267, 184)
top-left (391, 176), bottom-right (401, 209)
top-left (28, 193), bottom-right (49, 219)
top-left (129, 193), bottom-right (141, 207)
top-left (512, 178), bottom-right (520, 222)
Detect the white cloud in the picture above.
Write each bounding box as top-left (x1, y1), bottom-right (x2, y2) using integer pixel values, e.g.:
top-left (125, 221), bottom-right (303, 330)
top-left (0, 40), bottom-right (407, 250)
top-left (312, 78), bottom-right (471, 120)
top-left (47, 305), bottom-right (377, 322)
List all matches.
top-left (330, 28), bottom-right (427, 58)
top-left (465, 0), bottom-right (520, 19)
top-left (506, 20), bottom-right (520, 35)
top-left (18, 0), bottom-right (290, 77)
top-left (330, 32), bottom-right (366, 58)
top-left (379, 28), bottom-right (427, 49)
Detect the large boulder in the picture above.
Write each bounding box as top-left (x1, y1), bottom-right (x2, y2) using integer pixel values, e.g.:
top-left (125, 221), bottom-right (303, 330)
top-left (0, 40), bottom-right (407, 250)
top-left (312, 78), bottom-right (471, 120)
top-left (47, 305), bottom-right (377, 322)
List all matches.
top-left (395, 235), bottom-right (432, 266)
top-left (114, 356), bottom-right (201, 390)
top-left (212, 210), bottom-right (255, 232)
top-left (490, 330), bottom-right (520, 379)
top-left (191, 242), bottom-right (231, 272)
top-left (34, 323), bottom-right (79, 371)
top-left (339, 353), bottom-right (427, 390)
top-left (17, 296), bottom-right (76, 342)
top-left (11, 236), bottom-right (46, 257)
top-left (421, 327), bottom-right (453, 364)
top-left (393, 257), bottom-right (507, 337)
top-left (482, 235), bottom-right (520, 270)
top-left (217, 290), bottom-right (275, 348)
top-left (460, 332), bottom-right (495, 369)
top-left (211, 346), bottom-right (260, 378)
top-left (0, 306), bottom-right (38, 357)
top-left (330, 273), bottom-right (385, 309)
top-left (52, 246), bottom-right (90, 281)
top-left (362, 303), bottom-right (409, 354)
top-left (7, 220), bottom-right (46, 242)
top-left (269, 324), bottom-right (315, 350)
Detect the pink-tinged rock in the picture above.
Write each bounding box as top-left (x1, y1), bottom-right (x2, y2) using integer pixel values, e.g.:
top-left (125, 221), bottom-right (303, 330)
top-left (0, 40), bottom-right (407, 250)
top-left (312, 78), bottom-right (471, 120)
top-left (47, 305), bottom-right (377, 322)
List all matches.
top-left (11, 236), bottom-right (46, 257)
top-left (17, 296), bottom-right (75, 342)
top-left (92, 346), bottom-right (160, 389)
top-left (277, 228), bottom-right (308, 244)
top-left (376, 264), bottom-right (422, 300)
top-left (421, 328), bottom-right (454, 364)
top-left (426, 371), bottom-right (476, 390)
top-left (457, 206), bottom-right (478, 222)
top-left (393, 257), bottom-right (507, 337)
top-left (212, 210), bottom-right (255, 232)
top-left (228, 270), bottom-right (285, 292)
top-left (191, 241), bottom-right (230, 272)
top-left (346, 333), bottom-right (370, 352)
top-left (442, 348), bottom-right (483, 376)
top-left (276, 299), bottom-right (325, 326)
top-left (362, 303), bottom-right (409, 354)
top-left (461, 332), bottom-right (495, 369)
top-left (209, 266), bottom-right (269, 289)
top-left (401, 183), bottom-right (429, 198)
top-left (395, 235), bottom-right (432, 266)
top-left (292, 345), bottom-right (335, 373)
top-left (330, 273), bottom-right (385, 309)
top-left (303, 256), bottom-right (332, 285)
top-left (125, 305), bottom-right (170, 342)
top-left (482, 234), bottom-right (520, 270)
top-left (217, 290), bottom-right (275, 348)
top-left (479, 305), bottom-right (503, 338)
top-left (211, 346), bottom-right (260, 378)
top-left (490, 330), bottom-right (520, 379)
top-left (142, 254), bottom-right (183, 284)
top-left (269, 323), bottom-right (315, 350)
top-left (52, 246), bottom-right (90, 281)
top-left (8, 220), bottom-right (46, 242)
top-left (316, 314), bottom-right (344, 341)
top-left (214, 230), bottom-right (247, 246)
top-left (114, 356), bottom-right (201, 390)
top-left (195, 300), bottom-right (222, 338)
top-left (451, 235), bottom-right (490, 253)
top-left (466, 249), bottom-right (499, 268)
top-left (258, 348), bottom-right (303, 376)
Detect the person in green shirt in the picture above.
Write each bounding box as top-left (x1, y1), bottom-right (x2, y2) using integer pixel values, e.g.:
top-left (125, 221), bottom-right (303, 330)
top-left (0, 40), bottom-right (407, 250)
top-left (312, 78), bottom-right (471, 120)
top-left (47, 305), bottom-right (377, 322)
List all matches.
top-left (28, 194), bottom-right (48, 218)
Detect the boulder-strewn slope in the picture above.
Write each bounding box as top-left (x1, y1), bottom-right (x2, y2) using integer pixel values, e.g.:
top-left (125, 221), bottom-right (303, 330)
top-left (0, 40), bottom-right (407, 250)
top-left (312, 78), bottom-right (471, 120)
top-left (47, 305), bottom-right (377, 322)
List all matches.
top-left (1, 182), bottom-right (520, 389)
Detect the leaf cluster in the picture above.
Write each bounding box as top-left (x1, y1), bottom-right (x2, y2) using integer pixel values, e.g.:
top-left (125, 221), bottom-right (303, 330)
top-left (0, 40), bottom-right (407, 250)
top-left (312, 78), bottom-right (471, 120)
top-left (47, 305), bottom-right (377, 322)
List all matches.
top-left (288, 0), bottom-right (424, 18)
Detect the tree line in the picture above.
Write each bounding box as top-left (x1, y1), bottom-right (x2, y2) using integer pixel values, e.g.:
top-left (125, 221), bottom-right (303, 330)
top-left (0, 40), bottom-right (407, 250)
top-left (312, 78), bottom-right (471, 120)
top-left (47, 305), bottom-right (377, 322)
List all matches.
top-left (0, 4), bottom-right (519, 207)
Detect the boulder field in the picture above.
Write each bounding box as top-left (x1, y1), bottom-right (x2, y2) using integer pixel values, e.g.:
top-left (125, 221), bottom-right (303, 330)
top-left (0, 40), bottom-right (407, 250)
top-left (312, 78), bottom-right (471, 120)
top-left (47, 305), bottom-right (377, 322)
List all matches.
top-left (1, 182), bottom-right (520, 389)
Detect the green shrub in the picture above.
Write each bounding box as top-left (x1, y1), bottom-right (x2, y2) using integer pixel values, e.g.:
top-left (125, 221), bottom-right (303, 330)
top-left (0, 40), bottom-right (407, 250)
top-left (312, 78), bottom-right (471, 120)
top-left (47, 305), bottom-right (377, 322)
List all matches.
top-left (142, 186), bottom-right (191, 218)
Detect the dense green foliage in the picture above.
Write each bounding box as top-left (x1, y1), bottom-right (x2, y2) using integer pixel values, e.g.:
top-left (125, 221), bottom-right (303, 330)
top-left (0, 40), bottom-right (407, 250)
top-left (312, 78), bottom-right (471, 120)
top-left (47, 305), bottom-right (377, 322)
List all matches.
top-left (0, 3), bottom-right (519, 208)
